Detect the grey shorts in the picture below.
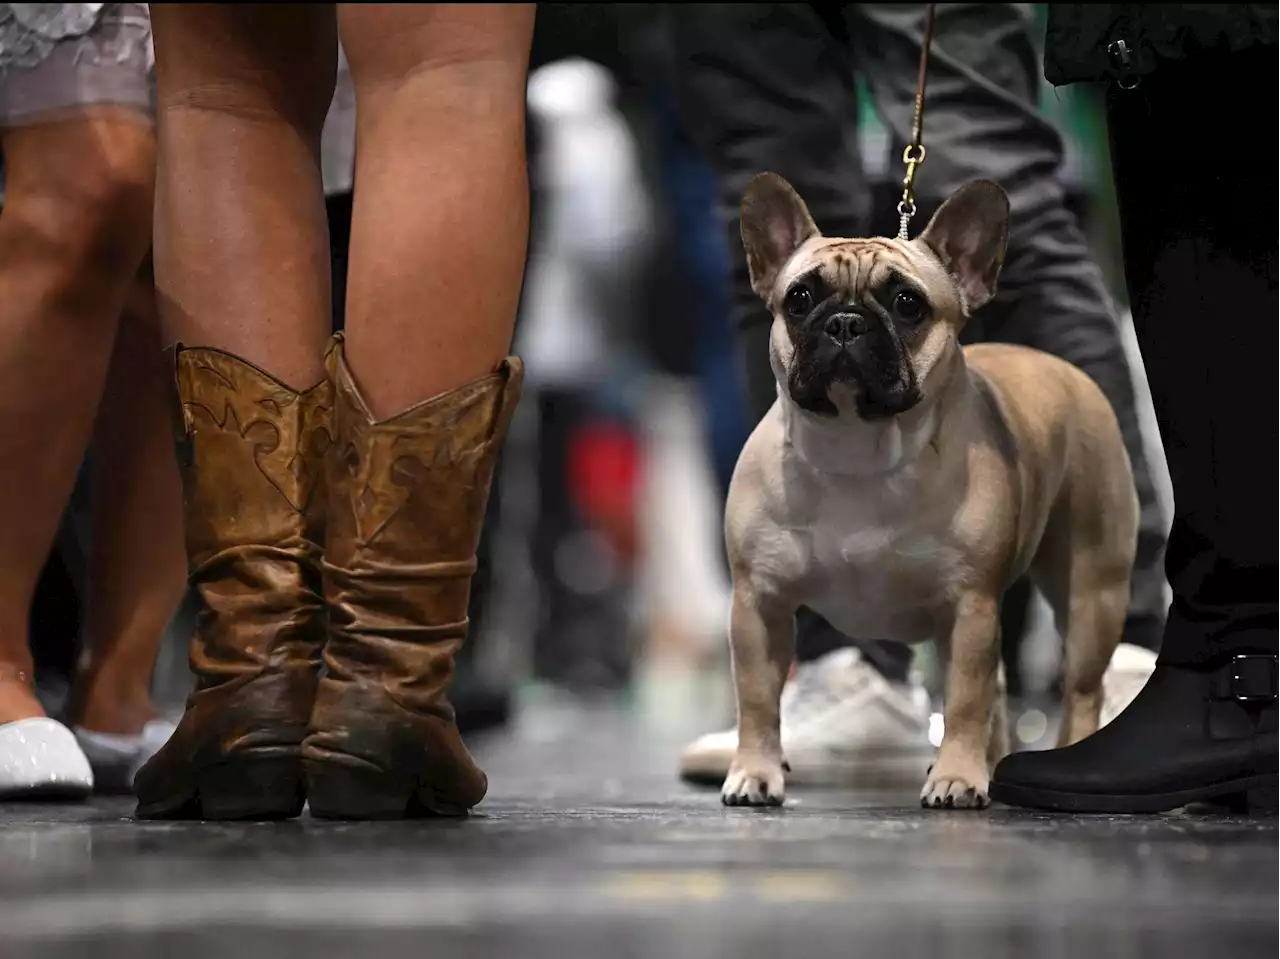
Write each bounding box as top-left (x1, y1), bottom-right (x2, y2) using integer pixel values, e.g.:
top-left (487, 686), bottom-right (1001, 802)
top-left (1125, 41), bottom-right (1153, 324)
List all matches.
top-left (0, 3), bottom-right (154, 127)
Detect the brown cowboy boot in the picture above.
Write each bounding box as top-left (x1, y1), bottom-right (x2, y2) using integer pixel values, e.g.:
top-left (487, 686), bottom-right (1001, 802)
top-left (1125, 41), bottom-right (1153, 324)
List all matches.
top-left (134, 345), bottom-right (331, 820)
top-left (303, 334), bottom-right (522, 819)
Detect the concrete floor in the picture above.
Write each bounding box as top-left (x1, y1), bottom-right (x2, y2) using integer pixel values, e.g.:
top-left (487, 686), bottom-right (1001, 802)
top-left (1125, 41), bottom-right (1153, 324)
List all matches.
top-left (1, 694), bottom-right (1275, 959)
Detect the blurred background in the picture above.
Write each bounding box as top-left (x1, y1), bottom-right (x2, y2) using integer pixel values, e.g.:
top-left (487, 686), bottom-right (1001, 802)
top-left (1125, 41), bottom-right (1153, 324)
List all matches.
top-left (26, 2), bottom-right (1171, 766)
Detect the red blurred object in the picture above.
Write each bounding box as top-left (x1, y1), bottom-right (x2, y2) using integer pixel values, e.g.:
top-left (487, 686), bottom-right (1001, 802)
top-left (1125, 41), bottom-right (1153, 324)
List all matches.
top-left (567, 420), bottom-right (640, 563)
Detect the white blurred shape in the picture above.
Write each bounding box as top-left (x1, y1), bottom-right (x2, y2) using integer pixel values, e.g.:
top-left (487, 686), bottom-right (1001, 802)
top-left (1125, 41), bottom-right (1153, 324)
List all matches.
top-left (635, 377), bottom-right (733, 665)
top-left (519, 58), bottom-right (653, 389)
top-left (1015, 708), bottom-right (1049, 746)
top-left (928, 712), bottom-right (945, 749)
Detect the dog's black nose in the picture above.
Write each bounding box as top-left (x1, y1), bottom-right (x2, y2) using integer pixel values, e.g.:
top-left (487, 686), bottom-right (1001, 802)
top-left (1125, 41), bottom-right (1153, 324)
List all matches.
top-left (823, 312), bottom-right (867, 344)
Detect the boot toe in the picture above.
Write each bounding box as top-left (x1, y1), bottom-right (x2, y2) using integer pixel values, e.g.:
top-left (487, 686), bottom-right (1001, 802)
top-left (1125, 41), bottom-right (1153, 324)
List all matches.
top-left (990, 726), bottom-right (1164, 806)
top-left (992, 744), bottom-right (1097, 794)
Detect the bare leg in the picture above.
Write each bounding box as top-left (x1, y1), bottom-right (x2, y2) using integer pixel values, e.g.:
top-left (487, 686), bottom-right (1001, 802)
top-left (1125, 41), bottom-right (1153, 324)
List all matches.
top-left (0, 112), bottom-right (155, 724)
top-left (149, 3), bottom-right (336, 383)
top-left (70, 267), bottom-right (186, 736)
top-left (337, 2), bottom-right (534, 416)
top-left (923, 592), bottom-right (1001, 809)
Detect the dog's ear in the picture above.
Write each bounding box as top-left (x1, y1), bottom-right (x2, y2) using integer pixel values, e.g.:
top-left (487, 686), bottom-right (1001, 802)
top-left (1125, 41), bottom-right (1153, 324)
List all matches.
top-left (917, 180), bottom-right (1009, 314)
top-left (741, 173), bottom-right (820, 302)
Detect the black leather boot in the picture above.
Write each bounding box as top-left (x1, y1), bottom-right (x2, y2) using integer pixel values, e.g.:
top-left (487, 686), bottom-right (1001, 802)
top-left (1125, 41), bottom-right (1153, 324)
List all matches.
top-left (990, 652), bottom-right (1277, 813)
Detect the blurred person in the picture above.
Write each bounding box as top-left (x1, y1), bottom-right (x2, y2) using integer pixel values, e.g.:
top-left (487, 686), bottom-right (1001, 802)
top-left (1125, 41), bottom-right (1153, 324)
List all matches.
top-left (519, 54), bottom-right (735, 703)
top-left (621, 30), bottom-right (754, 506)
top-left (519, 57), bottom-right (650, 693)
top-left (629, 80), bottom-right (751, 714)
top-left (639, 3), bottom-right (1171, 786)
top-left (627, 78), bottom-right (743, 697)
top-left (991, 6), bottom-right (1276, 813)
top-left (134, 4), bottom-right (533, 821)
top-left (0, 3), bottom-right (185, 799)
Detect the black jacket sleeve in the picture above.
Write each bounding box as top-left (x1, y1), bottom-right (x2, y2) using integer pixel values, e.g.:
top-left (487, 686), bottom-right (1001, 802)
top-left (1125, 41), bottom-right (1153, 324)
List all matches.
top-left (1044, 4), bottom-right (1278, 86)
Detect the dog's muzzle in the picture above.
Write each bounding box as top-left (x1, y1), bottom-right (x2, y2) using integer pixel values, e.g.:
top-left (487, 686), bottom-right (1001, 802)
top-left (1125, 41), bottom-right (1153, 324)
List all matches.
top-left (817, 312), bottom-right (922, 419)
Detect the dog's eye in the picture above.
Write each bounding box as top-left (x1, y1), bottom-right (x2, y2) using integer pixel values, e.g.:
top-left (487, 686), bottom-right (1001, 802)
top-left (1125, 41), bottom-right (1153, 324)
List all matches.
top-left (784, 286), bottom-right (813, 317)
top-left (894, 291), bottom-right (926, 323)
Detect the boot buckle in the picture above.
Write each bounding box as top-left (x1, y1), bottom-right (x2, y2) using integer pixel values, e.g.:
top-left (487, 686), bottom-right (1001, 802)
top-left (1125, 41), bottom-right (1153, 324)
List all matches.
top-left (1223, 654), bottom-right (1278, 704)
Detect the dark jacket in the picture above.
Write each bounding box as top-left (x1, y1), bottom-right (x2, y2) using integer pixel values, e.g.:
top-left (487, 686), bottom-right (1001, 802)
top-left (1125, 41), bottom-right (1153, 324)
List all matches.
top-left (1044, 4), bottom-right (1278, 86)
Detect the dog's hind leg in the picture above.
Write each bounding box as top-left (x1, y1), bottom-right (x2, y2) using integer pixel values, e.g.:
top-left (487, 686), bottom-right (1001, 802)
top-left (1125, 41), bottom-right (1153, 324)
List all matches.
top-left (987, 660), bottom-right (1011, 767)
top-left (1054, 578), bottom-right (1128, 746)
top-left (1033, 520), bottom-right (1131, 748)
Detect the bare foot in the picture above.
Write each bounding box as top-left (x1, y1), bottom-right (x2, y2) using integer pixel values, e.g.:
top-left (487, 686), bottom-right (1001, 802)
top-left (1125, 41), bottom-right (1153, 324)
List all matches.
top-left (0, 666), bottom-right (47, 725)
top-left (68, 669), bottom-right (161, 736)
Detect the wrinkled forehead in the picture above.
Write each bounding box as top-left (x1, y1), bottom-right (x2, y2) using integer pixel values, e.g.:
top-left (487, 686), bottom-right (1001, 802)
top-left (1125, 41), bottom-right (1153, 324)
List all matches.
top-left (777, 236), bottom-right (940, 297)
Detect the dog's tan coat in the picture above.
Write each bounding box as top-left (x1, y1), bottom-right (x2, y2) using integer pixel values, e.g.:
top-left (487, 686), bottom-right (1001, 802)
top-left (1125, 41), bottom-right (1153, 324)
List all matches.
top-left (723, 176), bottom-right (1138, 808)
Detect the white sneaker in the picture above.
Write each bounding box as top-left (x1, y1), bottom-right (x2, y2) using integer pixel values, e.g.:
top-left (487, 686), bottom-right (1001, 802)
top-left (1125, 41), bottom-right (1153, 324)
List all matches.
top-left (679, 647), bottom-right (934, 786)
top-left (0, 718), bottom-right (94, 800)
top-left (1100, 642), bottom-right (1158, 728)
top-left (74, 719), bottom-right (178, 796)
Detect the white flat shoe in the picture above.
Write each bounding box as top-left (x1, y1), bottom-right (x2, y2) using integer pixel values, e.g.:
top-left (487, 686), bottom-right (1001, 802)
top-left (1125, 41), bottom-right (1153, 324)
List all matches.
top-left (74, 719), bottom-right (177, 796)
top-left (0, 717), bottom-right (94, 800)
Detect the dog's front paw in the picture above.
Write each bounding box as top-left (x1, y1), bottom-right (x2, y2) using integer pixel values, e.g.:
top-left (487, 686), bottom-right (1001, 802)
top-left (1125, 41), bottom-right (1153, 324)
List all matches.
top-left (722, 752), bottom-right (786, 807)
top-left (920, 761), bottom-right (990, 810)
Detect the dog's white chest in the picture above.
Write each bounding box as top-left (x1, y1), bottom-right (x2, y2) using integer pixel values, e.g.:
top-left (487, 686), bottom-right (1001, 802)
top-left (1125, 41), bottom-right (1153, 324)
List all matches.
top-left (801, 484), bottom-right (958, 643)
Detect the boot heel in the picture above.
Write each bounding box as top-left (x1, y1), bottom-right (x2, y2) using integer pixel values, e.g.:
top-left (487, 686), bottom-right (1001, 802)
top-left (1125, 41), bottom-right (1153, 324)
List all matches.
top-left (1208, 776), bottom-right (1278, 814)
top-left (305, 761), bottom-right (416, 820)
top-left (1243, 779), bottom-right (1278, 813)
top-left (196, 757), bottom-right (305, 820)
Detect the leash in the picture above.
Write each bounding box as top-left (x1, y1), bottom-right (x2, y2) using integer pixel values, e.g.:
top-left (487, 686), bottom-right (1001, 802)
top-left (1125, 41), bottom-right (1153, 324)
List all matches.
top-left (896, 2), bottom-right (937, 241)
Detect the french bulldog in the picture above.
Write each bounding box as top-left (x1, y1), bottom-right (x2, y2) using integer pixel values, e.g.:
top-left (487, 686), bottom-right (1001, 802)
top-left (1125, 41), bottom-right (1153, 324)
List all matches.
top-left (721, 173), bottom-right (1138, 809)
